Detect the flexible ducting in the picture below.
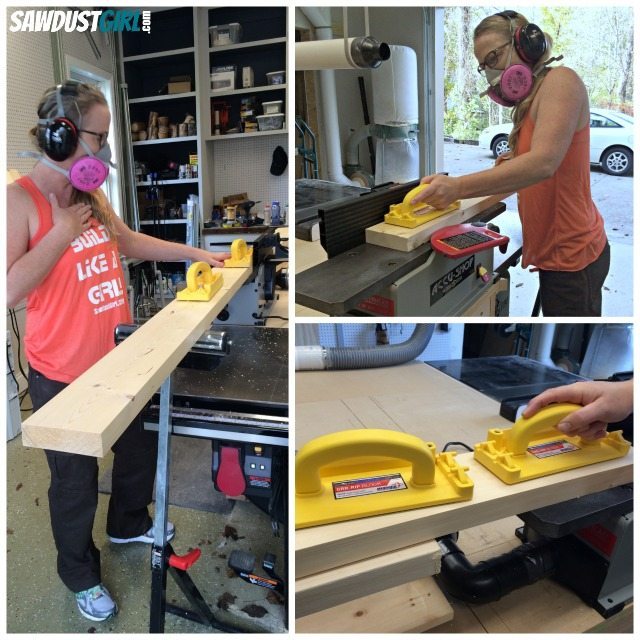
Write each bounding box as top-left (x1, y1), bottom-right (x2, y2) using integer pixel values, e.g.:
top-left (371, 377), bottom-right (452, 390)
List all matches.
top-left (295, 324), bottom-right (434, 370)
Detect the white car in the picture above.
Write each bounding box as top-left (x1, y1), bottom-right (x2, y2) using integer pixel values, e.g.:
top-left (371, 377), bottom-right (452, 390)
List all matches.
top-left (477, 107), bottom-right (634, 176)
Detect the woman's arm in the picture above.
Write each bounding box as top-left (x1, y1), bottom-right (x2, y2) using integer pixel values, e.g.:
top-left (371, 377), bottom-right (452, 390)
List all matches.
top-left (112, 212), bottom-right (230, 267)
top-left (413, 67), bottom-right (589, 209)
top-left (7, 187), bottom-right (93, 307)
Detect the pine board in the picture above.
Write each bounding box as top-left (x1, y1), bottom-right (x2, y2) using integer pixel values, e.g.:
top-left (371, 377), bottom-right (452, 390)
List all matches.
top-left (295, 577), bottom-right (453, 633)
top-left (295, 365), bottom-right (632, 578)
top-left (21, 266), bottom-right (251, 457)
top-left (296, 450), bottom-right (632, 578)
top-left (296, 539), bottom-right (441, 617)
top-left (365, 193), bottom-right (511, 252)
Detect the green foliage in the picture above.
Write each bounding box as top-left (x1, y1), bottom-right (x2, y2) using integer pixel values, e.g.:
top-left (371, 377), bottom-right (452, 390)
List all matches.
top-left (444, 6), bottom-right (634, 141)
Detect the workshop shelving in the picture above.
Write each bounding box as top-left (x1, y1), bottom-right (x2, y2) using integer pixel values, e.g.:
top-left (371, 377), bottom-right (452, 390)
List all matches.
top-left (118, 6), bottom-right (288, 312)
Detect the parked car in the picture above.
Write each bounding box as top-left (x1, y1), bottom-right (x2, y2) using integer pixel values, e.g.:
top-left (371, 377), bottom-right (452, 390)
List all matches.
top-left (477, 107), bottom-right (634, 176)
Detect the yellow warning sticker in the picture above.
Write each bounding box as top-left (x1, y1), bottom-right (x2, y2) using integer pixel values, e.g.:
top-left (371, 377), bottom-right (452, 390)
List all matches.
top-left (332, 473), bottom-right (407, 500)
top-left (527, 439), bottom-right (580, 459)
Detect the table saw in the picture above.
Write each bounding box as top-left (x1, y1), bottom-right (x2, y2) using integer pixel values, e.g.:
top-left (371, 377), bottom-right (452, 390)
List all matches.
top-left (116, 324), bottom-right (288, 631)
top-left (295, 179), bottom-right (520, 316)
top-left (295, 360), bottom-right (633, 633)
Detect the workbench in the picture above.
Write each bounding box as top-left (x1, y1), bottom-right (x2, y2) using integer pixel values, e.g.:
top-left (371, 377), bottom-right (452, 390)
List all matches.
top-left (295, 362), bottom-right (633, 633)
top-left (295, 192), bottom-right (515, 317)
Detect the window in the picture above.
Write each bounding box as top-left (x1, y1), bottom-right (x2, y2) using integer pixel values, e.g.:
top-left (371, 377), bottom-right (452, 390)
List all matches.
top-left (65, 55), bottom-right (123, 219)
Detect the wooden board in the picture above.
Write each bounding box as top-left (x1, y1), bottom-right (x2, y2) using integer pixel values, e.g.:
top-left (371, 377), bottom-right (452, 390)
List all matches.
top-left (365, 193), bottom-right (511, 252)
top-left (21, 266), bottom-right (251, 457)
top-left (296, 450), bottom-right (632, 578)
top-left (296, 539), bottom-right (441, 617)
top-left (295, 577), bottom-right (453, 633)
top-left (296, 362), bottom-right (512, 448)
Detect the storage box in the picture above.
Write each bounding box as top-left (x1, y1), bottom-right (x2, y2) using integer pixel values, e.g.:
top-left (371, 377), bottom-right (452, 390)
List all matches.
top-left (262, 100), bottom-right (283, 115)
top-left (257, 113), bottom-right (284, 131)
top-left (168, 75), bottom-right (192, 94)
top-left (209, 23), bottom-right (242, 47)
top-left (266, 70), bottom-right (285, 85)
top-left (242, 66), bottom-right (254, 88)
top-left (211, 65), bottom-right (236, 93)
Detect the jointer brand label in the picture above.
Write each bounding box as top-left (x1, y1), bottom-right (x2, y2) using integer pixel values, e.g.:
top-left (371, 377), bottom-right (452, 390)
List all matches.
top-left (430, 256), bottom-right (475, 305)
top-left (527, 439), bottom-right (580, 459)
top-left (333, 473), bottom-right (407, 499)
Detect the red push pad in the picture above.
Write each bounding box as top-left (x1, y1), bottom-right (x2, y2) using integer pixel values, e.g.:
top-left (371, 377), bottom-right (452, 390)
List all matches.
top-left (169, 547), bottom-right (201, 571)
top-left (217, 446), bottom-right (246, 497)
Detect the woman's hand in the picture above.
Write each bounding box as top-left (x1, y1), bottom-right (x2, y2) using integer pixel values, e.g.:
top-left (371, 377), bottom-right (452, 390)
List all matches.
top-left (411, 174), bottom-right (461, 210)
top-left (522, 380), bottom-right (633, 441)
top-left (50, 193), bottom-right (93, 241)
top-left (495, 151), bottom-right (513, 166)
top-left (193, 249), bottom-right (231, 268)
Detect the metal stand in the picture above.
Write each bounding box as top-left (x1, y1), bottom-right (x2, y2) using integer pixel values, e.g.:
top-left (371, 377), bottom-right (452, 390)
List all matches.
top-left (148, 375), bottom-right (241, 633)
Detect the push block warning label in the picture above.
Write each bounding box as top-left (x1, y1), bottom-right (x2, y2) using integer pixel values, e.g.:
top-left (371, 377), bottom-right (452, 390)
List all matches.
top-left (527, 439), bottom-right (580, 459)
top-left (333, 473), bottom-right (407, 499)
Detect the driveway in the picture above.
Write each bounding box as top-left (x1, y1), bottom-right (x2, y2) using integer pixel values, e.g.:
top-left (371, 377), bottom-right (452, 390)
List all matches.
top-left (443, 142), bottom-right (633, 316)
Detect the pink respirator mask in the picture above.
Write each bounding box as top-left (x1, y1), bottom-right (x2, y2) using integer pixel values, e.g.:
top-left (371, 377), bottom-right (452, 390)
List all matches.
top-left (40, 137), bottom-right (113, 192)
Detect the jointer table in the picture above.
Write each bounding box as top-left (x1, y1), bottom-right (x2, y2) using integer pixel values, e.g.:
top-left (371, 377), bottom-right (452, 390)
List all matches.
top-left (295, 185), bottom-right (519, 317)
top-left (294, 362), bottom-right (633, 633)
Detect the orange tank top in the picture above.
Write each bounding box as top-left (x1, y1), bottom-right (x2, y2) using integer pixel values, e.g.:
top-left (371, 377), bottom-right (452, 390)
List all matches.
top-left (19, 176), bottom-right (131, 383)
top-left (516, 113), bottom-right (607, 271)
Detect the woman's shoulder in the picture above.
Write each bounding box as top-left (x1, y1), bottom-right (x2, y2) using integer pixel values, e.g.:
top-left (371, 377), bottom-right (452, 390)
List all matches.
top-left (7, 179), bottom-right (35, 211)
top-left (545, 64), bottom-right (584, 86)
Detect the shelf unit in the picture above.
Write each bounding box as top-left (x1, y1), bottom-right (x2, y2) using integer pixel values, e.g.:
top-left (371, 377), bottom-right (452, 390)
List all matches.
top-left (120, 7), bottom-right (201, 286)
top-left (118, 7), bottom-right (288, 288)
top-left (198, 6), bottom-right (288, 221)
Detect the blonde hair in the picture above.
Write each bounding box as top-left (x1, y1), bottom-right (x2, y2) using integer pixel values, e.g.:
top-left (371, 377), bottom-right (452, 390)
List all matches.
top-left (474, 12), bottom-right (554, 154)
top-left (29, 81), bottom-right (118, 240)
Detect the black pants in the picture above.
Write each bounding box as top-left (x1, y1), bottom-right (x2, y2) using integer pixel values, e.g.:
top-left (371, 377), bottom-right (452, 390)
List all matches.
top-left (28, 367), bottom-right (158, 592)
top-left (538, 242), bottom-right (610, 317)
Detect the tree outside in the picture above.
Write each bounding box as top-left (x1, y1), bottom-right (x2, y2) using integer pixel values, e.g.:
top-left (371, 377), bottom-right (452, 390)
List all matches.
top-left (444, 6), bottom-right (634, 142)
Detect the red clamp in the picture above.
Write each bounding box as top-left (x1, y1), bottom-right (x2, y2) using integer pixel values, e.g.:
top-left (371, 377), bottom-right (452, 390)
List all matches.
top-left (169, 548), bottom-right (201, 571)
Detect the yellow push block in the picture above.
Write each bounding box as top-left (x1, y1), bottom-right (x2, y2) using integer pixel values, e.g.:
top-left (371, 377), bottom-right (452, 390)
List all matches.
top-left (295, 429), bottom-right (474, 529)
top-left (224, 238), bottom-right (253, 268)
top-left (384, 183), bottom-right (461, 228)
top-left (176, 261), bottom-right (223, 301)
top-left (474, 403), bottom-right (631, 485)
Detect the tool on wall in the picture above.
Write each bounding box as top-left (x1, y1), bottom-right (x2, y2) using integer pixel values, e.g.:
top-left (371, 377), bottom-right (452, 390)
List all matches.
top-left (474, 403), bottom-right (631, 484)
top-left (295, 428), bottom-right (473, 529)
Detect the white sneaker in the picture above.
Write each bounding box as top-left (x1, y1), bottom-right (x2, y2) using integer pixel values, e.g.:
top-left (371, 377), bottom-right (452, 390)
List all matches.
top-left (108, 522), bottom-right (175, 544)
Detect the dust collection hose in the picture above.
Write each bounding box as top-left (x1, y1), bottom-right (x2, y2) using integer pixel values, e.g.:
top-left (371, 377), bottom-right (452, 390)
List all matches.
top-left (436, 534), bottom-right (559, 604)
top-left (295, 324), bottom-right (435, 370)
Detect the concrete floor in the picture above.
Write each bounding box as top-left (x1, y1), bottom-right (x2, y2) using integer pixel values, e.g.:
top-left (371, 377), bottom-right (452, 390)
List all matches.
top-left (444, 142), bottom-right (633, 317)
top-left (6, 435), bottom-right (287, 634)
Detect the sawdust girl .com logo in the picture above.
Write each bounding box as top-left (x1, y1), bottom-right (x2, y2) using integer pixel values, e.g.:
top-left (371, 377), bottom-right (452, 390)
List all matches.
top-left (9, 9), bottom-right (152, 33)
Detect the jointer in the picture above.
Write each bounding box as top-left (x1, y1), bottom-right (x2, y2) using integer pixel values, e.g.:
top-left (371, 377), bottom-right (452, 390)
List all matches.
top-left (295, 180), bottom-right (519, 316)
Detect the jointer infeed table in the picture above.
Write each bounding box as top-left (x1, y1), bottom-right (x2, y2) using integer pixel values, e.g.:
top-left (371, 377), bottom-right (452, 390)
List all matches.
top-left (295, 180), bottom-right (518, 316)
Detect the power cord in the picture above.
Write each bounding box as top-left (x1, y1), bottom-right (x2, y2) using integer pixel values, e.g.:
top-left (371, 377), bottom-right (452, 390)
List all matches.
top-left (442, 441), bottom-right (474, 453)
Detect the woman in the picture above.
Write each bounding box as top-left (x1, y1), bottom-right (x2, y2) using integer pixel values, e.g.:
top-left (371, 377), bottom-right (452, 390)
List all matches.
top-left (413, 10), bottom-right (610, 316)
top-left (7, 80), bottom-right (229, 622)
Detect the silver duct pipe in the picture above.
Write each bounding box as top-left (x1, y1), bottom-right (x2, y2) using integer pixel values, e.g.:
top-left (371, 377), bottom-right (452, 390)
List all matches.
top-left (296, 324), bottom-right (435, 370)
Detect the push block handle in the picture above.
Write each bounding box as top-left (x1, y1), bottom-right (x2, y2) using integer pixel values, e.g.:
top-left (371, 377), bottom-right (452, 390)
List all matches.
top-left (403, 183), bottom-right (430, 205)
top-left (295, 428), bottom-right (436, 495)
top-left (185, 261), bottom-right (214, 291)
top-left (507, 403), bottom-right (582, 455)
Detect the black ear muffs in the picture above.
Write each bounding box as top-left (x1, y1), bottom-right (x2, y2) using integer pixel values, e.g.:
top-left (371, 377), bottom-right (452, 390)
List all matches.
top-left (496, 10), bottom-right (548, 65)
top-left (39, 82), bottom-right (81, 161)
top-left (41, 116), bottom-right (79, 161)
